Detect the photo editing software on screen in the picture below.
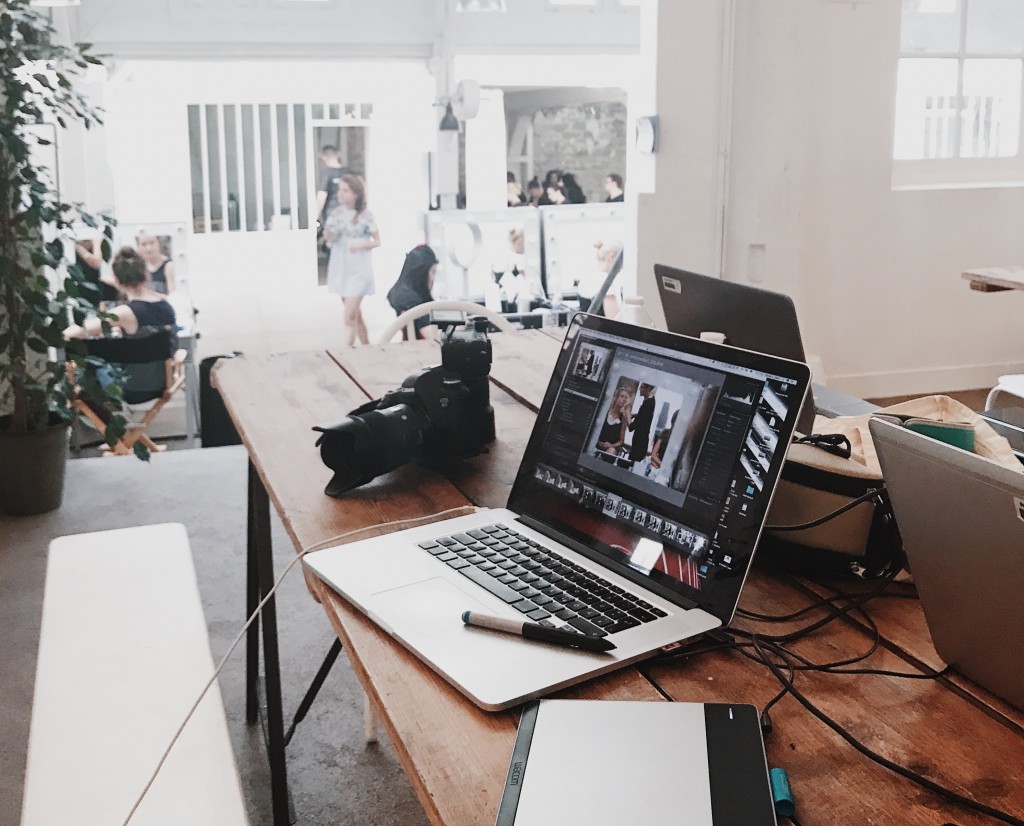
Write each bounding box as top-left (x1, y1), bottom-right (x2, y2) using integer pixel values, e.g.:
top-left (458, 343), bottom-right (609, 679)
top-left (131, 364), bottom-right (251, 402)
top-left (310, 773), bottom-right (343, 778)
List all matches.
top-left (516, 326), bottom-right (801, 609)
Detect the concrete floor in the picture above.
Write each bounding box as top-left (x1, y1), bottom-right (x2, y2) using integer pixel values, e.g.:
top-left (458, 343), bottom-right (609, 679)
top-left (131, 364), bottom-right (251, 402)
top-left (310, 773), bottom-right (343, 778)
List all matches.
top-left (0, 446), bottom-right (430, 826)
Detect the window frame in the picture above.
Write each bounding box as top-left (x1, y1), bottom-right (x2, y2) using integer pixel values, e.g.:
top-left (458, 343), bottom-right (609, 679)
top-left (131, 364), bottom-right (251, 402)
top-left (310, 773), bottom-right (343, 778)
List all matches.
top-left (894, 0), bottom-right (1024, 188)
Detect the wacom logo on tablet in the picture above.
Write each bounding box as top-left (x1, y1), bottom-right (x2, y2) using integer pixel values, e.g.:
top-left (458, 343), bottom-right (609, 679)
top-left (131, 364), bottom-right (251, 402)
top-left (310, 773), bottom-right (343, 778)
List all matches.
top-left (1016, 497), bottom-right (1024, 523)
top-left (510, 762), bottom-right (524, 786)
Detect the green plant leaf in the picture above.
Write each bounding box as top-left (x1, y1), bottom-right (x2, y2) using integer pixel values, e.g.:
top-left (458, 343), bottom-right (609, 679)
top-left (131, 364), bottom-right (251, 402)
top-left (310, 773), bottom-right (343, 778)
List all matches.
top-left (104, 416), bottom-right (127, 448)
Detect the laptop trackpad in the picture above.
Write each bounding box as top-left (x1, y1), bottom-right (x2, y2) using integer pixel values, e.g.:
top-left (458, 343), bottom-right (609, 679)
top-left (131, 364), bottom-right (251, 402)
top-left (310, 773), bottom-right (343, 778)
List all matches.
top-left (370, 577), bottom-right (489, 636)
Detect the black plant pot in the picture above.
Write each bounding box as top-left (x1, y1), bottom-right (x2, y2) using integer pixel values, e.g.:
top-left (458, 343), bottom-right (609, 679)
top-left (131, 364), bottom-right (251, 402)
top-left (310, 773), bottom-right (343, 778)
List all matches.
top-left (0, 416), bottom-right (70, 516)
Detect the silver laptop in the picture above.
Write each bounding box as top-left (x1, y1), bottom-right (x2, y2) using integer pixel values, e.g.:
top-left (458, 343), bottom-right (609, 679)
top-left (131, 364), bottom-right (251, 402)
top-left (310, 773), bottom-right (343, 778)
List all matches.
top-left (870, 417), bottom-right (1024, 709)
top-left (655, 264), bottom-right (816, 436)
top-left (305, 313), bottom-right (810, 711)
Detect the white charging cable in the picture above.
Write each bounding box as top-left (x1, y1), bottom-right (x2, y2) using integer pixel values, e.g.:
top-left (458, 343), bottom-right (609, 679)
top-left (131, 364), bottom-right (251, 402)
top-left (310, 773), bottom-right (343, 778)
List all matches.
top-left (121, 504), bottom-right (479, 826)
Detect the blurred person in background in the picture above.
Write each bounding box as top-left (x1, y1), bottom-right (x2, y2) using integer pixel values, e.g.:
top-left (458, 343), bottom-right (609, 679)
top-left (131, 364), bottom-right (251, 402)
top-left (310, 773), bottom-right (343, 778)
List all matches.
top-left (137, 232), bottom-right (175, 294)
top-left (324, 174), bottom-right (380, 346)
top-left (386, 244), bottom-right (439, 340)
top-left (604, 173), bottom-right (624, 203)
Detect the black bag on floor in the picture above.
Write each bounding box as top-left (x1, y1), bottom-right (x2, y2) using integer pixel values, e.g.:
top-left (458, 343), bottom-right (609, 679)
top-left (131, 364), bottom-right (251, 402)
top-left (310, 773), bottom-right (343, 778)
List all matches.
top-left (200, 353), bottom-right (243, 447)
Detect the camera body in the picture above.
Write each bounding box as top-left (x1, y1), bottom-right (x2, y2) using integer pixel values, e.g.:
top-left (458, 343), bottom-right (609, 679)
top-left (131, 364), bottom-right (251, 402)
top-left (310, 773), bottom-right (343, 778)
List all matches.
top-left (315, 314), bottom-right (496, 495)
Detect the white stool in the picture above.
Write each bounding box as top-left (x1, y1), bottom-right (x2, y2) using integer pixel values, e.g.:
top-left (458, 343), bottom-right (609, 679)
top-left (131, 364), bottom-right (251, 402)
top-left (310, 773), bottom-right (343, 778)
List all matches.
top-left (985, 375), bottom-right (1024, 411)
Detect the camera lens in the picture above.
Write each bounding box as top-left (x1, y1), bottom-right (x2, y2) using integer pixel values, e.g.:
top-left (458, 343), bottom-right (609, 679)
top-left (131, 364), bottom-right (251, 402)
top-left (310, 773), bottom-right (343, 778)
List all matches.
top-left (318, 403), bottom-right (429, 495)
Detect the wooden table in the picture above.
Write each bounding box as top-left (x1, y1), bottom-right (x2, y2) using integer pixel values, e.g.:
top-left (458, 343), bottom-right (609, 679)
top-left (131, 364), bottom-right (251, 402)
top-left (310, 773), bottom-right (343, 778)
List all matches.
top-left (215, 330), bottom-right (1024, 826)
top-left (962, 265), bottom-right (1024, 293)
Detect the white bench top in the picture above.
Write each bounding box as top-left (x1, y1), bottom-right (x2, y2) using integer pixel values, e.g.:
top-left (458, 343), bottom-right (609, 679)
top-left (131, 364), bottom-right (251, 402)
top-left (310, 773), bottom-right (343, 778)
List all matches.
top-left (21, 523), bottom-right (249, 826)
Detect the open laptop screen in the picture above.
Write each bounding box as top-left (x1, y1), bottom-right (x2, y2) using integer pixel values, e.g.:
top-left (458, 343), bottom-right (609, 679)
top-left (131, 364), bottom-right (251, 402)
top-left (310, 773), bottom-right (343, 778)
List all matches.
top-left (509, 314), bottom-right (809, 621)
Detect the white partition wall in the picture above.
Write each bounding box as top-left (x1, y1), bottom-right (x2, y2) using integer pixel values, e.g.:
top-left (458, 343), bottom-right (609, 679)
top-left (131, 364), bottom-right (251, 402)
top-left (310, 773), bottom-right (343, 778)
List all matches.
top-left (102, 60), bottom-right (434, 302)
top-left (541, 203), bottom-right (627, 299)
top-left (426, 208), bottom-right (542, 301)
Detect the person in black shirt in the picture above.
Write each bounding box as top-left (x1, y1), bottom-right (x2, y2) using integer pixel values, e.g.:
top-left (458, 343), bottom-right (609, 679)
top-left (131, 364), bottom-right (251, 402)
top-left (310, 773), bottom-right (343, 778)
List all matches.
top-left (138, 232), bottom-right (175, 294)
top-left (74, 236), bottom-right (120, 303)
top-left (628, 383), bottom-right (656, 462)
top-left (526, 177), bottom-right (547, 207)
top-left (65, 247), bottom-right (175, 338)
top-left (386, 245), bottom-right (438, 339)
top-left (604, 173), bottom-right (625, 202)
top-left (315, 145), bottom-right (352, 228)
top-left (560, 172), bottom-right (586, 204)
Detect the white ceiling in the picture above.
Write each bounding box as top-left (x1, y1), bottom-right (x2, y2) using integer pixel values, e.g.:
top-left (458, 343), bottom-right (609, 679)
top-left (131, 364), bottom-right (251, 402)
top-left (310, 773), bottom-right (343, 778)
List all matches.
top-left (61, 0), bottom-right (641, 61)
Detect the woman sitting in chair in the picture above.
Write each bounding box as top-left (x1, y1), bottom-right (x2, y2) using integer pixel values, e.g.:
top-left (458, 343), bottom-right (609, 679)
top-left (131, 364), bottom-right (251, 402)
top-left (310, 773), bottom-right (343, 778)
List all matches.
top-left (386, 244), bottom-right (439, 340)
top-left (66, 246), bottom-right (175, 339)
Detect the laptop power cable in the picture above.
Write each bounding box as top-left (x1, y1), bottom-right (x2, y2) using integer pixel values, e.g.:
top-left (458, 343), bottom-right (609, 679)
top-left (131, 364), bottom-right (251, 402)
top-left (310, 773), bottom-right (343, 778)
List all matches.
top-left (119, 504), bottom-right (479, 826)
top-left (652, 578), bottom-right (1023, 825)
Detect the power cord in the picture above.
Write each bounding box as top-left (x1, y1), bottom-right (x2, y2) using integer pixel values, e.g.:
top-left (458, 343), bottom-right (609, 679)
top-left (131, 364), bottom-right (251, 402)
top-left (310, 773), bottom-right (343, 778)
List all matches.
top-left (736, 578), bottom-right (916, 624)
top-left (120, 504), bottom-right (478, 826)
top-left (765, 486), bottom-right (886, 533)
top-left (654, 576), bottom-right (1015, 824)
top-left (747, 633), bottom-right (1024, 826)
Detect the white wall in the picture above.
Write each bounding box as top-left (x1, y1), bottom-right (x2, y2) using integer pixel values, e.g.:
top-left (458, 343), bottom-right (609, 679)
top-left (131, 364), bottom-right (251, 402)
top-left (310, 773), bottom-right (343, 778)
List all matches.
top-left (636, 0), bottom-right (728, 297)
top-left (639, 0), bottom-right (1024, 398)
top-left (100, 60), bottom-right (434, 305)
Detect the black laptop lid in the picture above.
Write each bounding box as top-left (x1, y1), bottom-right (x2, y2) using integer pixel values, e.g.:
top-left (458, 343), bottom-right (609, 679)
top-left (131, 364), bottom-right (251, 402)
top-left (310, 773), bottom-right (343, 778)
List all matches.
top-left (654, 264), bottom-right (815, 435)
top-left (508, 313), bottom-right (810, 623)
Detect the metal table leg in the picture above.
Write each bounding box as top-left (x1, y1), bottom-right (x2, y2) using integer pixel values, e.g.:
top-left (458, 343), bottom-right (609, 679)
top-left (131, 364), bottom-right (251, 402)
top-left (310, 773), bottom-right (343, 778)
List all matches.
top-left (246, 467), bottom-right (259, 725)
top-left (284, 639), bottom-right (343, 747)
top-left (185, 356), bottom-right (200, 445)
top-left (247, 460), bottom-right (290, 826)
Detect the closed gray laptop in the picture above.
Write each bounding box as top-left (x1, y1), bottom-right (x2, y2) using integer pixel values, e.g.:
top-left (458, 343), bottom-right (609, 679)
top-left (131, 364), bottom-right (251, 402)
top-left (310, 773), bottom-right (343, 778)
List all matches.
top-left (870, 417), bottom-right (1024, 709)
top-left (655, 264), bottom-right (816, 435)
top-left (305, 313), bottom-right (809, 711)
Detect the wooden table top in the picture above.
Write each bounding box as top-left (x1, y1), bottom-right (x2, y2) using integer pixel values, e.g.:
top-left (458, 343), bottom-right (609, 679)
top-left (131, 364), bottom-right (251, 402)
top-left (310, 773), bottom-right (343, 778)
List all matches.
top-left (962, 265), bottom-right (1024, 293)
top-left (214, 330), bottom-right (1024, 826)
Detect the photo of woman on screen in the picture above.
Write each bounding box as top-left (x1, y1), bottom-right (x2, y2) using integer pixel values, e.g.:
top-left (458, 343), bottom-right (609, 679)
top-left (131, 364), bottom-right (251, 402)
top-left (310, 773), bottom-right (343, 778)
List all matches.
top-left (596, 383), bottom-right (636, 454)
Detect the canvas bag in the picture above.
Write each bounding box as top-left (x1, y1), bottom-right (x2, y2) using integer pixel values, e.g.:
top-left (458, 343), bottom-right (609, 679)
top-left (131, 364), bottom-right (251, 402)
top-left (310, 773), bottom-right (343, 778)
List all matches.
top-left (760, 395), bottom-right (1023, 579)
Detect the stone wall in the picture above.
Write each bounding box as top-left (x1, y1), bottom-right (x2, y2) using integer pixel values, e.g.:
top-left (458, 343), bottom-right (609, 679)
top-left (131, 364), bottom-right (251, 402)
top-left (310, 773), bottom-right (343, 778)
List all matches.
top-left (529, 102), bottom-right (627, 203)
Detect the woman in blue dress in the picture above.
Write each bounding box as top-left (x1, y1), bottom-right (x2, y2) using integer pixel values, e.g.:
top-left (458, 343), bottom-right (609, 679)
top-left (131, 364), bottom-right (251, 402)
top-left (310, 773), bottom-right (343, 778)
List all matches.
top-left (324, 174), bottom-right (381, 346)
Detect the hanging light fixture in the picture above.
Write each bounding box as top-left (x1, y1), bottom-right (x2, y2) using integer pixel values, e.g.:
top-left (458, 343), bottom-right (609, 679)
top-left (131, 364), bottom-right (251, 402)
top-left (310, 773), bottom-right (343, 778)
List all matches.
top-left (439, 101), bottom-right (460, 132)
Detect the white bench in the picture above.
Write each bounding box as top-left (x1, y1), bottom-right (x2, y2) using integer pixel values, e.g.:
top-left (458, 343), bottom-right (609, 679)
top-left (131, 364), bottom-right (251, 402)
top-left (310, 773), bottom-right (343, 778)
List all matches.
top-left (21, 523), bottom-right (249, 826)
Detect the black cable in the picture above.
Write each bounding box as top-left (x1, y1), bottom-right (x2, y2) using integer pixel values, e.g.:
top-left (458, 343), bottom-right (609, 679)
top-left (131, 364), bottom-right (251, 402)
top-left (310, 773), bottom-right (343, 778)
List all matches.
top-left (654, 613), bottom-right (977, 822)
top-left (741, 569), bottom-right (899, 645)
top-left (765, 486), bottom-right (885, 532)
top-left (748, 634), bottom-right (1024, 826)
top-left (736, 585), bottom-right (916, 624)
top-left (730, 608), bottom-right (882, 671)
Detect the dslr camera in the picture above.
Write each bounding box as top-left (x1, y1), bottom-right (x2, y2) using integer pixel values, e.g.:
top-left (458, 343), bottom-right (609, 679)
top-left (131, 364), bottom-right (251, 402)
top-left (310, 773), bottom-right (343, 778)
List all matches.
top-left (315, 312), bottom-right (496, 496)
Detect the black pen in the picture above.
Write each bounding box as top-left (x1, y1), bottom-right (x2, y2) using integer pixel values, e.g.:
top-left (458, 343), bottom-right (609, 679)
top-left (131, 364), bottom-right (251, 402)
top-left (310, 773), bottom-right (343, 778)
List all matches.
top-left (462, 611), bottom-right (616, 653)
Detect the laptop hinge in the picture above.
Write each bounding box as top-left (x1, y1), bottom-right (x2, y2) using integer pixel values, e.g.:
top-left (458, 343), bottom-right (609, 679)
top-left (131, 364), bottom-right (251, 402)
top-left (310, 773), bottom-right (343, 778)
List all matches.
top-left (515, 514), bottom-right (701, 612)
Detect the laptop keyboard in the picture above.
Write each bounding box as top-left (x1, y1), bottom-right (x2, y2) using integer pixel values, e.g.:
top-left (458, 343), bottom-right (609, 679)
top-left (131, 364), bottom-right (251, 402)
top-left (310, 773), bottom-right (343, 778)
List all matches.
top-left (418, 523), bottom-right (667, 637)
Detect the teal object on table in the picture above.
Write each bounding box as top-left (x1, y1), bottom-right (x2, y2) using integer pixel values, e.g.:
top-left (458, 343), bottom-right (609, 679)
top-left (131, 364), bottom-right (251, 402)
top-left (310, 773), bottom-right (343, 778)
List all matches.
top-left (770, 767), bottom-right (795, 817)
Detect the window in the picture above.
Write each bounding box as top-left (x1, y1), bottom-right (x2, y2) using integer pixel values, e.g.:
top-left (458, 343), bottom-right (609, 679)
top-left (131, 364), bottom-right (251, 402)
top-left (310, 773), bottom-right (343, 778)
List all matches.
top-left (894, 0), bottom-right (1024, 186)
top-left (187, 101), bottom-right (372, 234)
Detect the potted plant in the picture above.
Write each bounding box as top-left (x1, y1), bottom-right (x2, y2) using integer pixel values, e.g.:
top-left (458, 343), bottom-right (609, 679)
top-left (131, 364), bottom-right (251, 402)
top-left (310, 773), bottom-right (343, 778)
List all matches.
top-left (0, 1), bottom-right (133, 516)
